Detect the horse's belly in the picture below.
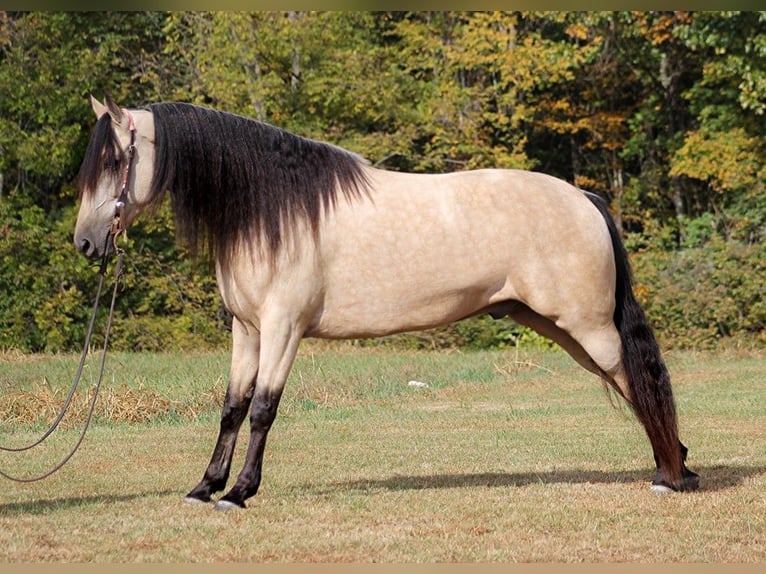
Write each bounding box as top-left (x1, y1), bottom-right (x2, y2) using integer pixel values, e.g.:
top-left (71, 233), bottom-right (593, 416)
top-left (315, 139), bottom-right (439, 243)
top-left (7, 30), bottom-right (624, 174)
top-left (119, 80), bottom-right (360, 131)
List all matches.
top-left (306, 284), bottom-right (499, 339)
top-left (307, 252), bottom-right (518, 339)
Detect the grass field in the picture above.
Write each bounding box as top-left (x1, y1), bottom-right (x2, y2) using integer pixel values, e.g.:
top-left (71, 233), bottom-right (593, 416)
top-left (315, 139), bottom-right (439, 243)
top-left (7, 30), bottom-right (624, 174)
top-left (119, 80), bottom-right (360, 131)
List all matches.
top-left (0, 345), bottom-right (764, 562)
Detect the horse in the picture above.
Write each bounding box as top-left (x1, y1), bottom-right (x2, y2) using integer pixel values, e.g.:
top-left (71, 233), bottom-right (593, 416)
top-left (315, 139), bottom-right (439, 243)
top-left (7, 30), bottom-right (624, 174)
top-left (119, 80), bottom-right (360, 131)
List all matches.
top-left (74, 95), bottom-right (699, 510)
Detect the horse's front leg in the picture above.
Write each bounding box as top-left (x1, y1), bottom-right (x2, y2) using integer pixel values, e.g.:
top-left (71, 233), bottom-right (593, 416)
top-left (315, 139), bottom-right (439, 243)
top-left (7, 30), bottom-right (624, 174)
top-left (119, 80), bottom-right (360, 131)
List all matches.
top-left (215, 315), bottom-right (304, 510)
top-left (184, 318), bottom-right (260, 504)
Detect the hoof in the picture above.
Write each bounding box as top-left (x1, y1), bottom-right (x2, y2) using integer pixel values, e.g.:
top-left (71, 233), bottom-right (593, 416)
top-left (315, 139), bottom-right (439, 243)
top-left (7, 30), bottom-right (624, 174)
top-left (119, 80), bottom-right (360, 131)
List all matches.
top-left (214, 499), bottom-right (245, 511)
top-left (650, 470), bottom-right (700, 494)
top-left (683, 470), bottom-right (700, 491)
top-left (650, 483), bottom-right (674, 495)
top-left (183, 495), bottom-right (211, 505)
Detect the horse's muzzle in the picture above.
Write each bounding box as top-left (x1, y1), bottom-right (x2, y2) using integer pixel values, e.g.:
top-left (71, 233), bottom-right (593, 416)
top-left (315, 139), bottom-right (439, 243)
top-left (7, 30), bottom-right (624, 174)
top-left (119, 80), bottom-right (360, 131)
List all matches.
top-left (74, 229), bottom-right (112, 260)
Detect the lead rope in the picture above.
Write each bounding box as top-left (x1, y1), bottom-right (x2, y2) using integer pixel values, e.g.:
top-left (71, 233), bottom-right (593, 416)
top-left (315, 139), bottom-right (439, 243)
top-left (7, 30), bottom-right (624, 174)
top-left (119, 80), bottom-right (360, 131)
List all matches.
top-left (0, 233), bottom-right (124, 482)
top-left (1, 108), bottom-right (134, 482)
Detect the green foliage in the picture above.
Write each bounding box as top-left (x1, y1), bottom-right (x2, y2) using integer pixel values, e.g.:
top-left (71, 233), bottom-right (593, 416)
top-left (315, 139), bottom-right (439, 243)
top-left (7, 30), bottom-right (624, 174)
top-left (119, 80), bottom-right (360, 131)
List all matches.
top-left (670, 125), bottom-right (761, 194)
top-left (0, 194), bottom-right (96, 352)
top-left (0, 12), bottom-right (168, 206)
top-left (632, 234), bottom-right (765, 349)
top-left (669, 11), bottom-right (766, 222)
top-left (1, 11), bottom-right (765, 352)
top-left (0, 194), bottom-right (228, 353)
top-left (353, 316), bottom-right (555, 352)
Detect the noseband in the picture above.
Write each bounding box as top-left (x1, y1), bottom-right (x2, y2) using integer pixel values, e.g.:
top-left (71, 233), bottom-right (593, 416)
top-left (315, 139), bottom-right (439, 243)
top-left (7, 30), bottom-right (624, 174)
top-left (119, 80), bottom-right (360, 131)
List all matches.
top-left (110, 108), bottom-right (136, 244)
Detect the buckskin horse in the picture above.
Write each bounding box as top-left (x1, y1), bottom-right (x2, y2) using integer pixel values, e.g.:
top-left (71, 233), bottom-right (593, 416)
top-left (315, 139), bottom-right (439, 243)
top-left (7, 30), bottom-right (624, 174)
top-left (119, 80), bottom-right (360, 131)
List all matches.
top-left (74, 96), bottom-right (699, 510)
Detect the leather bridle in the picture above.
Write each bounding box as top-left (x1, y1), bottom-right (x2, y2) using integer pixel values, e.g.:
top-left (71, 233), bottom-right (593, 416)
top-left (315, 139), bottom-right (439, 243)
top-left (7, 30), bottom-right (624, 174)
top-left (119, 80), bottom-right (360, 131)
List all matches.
top-left (109, 108), bottom-right (136, 247)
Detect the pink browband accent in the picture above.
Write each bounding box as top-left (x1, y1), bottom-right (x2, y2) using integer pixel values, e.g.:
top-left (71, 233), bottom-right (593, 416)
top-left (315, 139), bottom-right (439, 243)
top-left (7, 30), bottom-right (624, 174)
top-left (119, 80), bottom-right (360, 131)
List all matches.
top-left (123, 108), bottom-right (136, 132)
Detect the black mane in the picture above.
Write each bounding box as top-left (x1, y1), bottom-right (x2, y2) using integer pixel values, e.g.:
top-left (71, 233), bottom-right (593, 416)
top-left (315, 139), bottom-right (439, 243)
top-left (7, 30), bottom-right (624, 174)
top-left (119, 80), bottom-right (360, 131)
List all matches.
top-left (149, 103), bottom-right (370, 266)
top-left (81, 102), bottom-right (370, 266)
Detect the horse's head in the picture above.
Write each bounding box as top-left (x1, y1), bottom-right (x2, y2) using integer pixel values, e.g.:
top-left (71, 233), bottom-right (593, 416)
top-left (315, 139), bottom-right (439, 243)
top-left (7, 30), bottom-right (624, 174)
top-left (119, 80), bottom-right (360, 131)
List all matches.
top-left (74, 95), bottom-right (155, 259)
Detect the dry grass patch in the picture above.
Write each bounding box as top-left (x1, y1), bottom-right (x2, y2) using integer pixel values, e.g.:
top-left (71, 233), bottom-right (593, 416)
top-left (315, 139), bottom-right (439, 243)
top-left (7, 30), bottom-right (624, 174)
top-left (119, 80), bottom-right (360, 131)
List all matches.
top-left (0, 351), bottom-right (228, 428)
top-left (0, 378), bottom-right (225, 427)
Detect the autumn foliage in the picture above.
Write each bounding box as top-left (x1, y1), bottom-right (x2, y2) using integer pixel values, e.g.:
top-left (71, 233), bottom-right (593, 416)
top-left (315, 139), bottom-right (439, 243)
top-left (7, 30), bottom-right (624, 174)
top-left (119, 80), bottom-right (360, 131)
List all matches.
top-left (1, 12), bottom-right (764, 351)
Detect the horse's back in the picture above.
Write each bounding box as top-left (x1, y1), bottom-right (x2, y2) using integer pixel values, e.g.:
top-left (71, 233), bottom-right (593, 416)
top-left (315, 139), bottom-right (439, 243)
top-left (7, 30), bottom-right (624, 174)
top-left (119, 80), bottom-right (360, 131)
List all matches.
top-left (308, 168), bottom-right (615, 338)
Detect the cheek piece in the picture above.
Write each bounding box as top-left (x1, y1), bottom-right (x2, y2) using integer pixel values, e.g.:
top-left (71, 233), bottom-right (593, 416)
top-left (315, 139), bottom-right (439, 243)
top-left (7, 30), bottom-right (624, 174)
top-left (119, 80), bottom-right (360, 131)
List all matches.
top-left (110, 109), bottom-right (137, 244)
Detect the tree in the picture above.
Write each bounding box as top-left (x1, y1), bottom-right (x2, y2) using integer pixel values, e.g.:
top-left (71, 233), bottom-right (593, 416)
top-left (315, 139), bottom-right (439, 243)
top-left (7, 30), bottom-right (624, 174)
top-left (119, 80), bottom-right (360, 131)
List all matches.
top-left (0, 12), bottom-right (219, 352)
top-left (670, 11), bottom-right (766, 244)
top-left (0, 12), bottom-right (167, 208)
top-left (1, 11), bottom-right (764, 351)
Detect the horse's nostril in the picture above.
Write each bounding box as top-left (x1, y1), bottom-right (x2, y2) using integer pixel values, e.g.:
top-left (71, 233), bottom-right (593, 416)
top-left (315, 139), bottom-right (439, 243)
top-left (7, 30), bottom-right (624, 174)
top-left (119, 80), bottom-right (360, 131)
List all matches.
top-left (78, 237), bottom-right (92, 256)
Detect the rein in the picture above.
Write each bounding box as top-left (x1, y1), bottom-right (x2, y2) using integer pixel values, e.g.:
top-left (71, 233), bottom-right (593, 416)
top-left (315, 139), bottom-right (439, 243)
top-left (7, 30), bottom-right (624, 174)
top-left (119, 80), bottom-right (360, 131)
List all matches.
top-left (0, 110), bottom-right (135, 483)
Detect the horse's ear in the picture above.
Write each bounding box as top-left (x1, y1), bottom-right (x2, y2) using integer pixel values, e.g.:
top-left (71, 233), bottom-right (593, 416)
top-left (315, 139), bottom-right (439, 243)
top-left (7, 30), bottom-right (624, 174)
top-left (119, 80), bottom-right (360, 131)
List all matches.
top-left (104, 95), bottom-right (124, 124)
top-left (90, 95), bottom-right (108, 119)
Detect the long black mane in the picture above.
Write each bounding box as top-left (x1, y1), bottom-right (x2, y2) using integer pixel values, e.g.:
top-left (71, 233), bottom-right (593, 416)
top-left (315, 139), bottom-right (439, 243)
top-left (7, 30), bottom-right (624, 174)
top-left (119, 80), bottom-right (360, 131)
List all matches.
top-left (151, 103), bottom-right (370, 265)
top-left (81, 102), bottom-right (370, 266)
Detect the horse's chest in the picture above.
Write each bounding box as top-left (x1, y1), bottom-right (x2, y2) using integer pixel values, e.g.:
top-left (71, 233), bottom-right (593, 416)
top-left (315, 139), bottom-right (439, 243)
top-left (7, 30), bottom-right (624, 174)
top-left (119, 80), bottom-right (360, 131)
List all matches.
top-left (215, 261), bottom-right (323, 325)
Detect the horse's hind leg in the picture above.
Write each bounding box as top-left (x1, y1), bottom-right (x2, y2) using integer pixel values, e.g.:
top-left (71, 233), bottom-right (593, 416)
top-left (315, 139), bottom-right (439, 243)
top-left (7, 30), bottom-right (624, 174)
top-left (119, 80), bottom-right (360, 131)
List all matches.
top-left (508, 304), bottom-right (629, 400)
top-left (185, 318), bottom-right (260, 504)
top-left (510, 304), bottom-right (698, 492)
top-left (563, 319), bottom-right (698, 492)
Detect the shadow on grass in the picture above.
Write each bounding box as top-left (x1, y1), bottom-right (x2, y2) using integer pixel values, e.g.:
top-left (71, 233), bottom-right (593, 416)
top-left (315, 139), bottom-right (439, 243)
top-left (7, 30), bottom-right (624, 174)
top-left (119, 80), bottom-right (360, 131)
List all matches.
top-left (1, 466), bottom-right (759, 516)
top-left (0, 489), bottom-right (180, 516)
top-left (330, 464), bottom-right (764, 494)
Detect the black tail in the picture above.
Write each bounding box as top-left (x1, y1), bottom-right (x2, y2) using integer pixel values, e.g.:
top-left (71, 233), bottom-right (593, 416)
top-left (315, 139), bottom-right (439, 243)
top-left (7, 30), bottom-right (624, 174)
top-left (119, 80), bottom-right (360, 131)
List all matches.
top-left (584, 192), bottom-right (684, 489)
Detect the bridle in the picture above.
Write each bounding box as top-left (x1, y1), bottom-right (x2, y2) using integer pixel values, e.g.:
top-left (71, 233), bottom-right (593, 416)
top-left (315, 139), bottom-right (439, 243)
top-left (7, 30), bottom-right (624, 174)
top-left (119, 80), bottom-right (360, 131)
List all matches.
top-left (0, 109), bottom-right (136, 482)
top-left (109, 108), bottom-right (136, 249)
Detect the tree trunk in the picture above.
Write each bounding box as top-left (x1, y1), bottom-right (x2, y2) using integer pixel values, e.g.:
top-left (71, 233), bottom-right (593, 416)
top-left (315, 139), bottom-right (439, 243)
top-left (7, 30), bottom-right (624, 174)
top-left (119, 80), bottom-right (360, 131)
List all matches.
top-left (670, 174), bottom-right (686, 242)
top-left (288, 11), bottom-right (302, 93)
top-left (611, 163), bottom-right (625, 235)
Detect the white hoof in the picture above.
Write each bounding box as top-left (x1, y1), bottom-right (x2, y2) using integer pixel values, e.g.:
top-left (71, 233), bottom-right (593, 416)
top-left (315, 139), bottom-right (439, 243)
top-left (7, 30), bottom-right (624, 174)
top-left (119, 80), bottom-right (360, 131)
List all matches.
top-left (214, 499), bottom-right (243, 511)
top-left (183, 496), bottom-right (211, 505)
top-left (650, 483), bottom-right (674, 495)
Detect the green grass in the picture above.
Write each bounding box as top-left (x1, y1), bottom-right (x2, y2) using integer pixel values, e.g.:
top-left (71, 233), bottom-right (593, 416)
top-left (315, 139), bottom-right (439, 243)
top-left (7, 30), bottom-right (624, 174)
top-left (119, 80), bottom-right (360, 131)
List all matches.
top-left (0, 345), bottom-right (764, 561)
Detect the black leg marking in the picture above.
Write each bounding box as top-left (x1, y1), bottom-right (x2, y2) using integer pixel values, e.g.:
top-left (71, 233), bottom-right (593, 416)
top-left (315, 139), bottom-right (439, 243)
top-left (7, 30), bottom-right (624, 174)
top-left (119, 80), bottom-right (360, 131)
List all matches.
top-left (185, 388), bottom-right (253, 504)
top-left (652, 440), bottom-right (699, 492)
top-left (215, 390), bottom-right (282, 510)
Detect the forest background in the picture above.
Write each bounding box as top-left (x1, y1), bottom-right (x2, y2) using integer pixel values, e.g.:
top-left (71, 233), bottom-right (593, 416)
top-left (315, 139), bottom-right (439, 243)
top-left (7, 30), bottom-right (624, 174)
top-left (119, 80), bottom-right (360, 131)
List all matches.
top-left (0, 11), bottom-right (764, 353)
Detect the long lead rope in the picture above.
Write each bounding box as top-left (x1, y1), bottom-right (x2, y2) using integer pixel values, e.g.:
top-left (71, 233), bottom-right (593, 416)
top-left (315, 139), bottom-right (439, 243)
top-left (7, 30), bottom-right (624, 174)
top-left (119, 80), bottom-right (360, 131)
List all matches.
top-left (0, 235), bottom-right (124, 482)
top-left (1, 106), bottom-right (135, 483)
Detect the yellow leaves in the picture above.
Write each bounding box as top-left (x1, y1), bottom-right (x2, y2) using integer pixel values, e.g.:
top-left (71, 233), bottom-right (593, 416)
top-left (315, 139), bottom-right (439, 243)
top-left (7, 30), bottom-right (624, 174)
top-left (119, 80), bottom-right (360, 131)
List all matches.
top-left (670, 127), bottom-right (761, 193)
top-left (566, 22), bottom-right (589, 42)
top-left (632, 283), bottom-right (651, 307)
top-left (574, 175), bottom-right (602, 193)
top-left (0, 11), bottom-right (10, 47)
top-left (580, 111), bottom-right (631, 152)
top-left (634, 11), bottom-right (692, 46)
